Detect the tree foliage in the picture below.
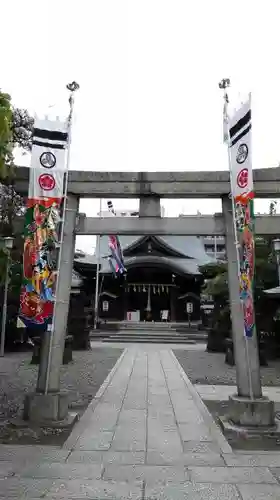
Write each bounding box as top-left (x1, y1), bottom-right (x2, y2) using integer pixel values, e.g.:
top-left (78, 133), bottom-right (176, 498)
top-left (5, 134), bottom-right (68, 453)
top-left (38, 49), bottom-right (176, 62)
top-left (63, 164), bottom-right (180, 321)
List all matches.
top-left (0, 91), bottom-right (34, 288)
top-left (269, 201), bottom-right (277, 216)
top-left (0, 91), bottom-right (13, 177)
top-left (11, 107), bottom-right (33, 151)
top-left (0, 98), bottom-right (34, 237)
top-left (200, 236), bottom-right (279, 336)
top-left (0, 89), bottom-right (34, 175)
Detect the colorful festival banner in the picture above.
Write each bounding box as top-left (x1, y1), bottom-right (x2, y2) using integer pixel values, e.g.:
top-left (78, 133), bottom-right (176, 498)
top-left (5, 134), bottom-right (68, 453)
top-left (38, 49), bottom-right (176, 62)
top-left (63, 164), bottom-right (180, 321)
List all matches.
top-left (19, 118), bottom-right (68, 329)
top-left (228, 96), bottom-right (255, 337)
top-left (235, 198), bottom-right (255, 337)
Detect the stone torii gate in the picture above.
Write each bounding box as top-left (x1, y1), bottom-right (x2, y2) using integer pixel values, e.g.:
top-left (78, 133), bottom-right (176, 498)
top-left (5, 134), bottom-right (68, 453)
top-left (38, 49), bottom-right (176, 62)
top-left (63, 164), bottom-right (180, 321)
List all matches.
top-left (15, 166), bottom-right (280, 429)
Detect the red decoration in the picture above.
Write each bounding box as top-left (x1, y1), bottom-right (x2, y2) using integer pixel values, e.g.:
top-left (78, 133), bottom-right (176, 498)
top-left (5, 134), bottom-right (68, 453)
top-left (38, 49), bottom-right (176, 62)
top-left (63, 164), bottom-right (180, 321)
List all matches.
top-left (20, 290), bottom-right (53, 324)
top-left (38, 174), bottom-right (56, 191)
top-left (237, 168), bottom-right (248, 189)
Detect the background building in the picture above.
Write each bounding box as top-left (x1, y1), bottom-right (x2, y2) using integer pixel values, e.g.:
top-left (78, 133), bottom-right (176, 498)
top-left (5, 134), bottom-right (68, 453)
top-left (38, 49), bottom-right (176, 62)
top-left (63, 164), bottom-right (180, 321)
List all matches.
top-left (178, 213), bottom-right (226, 261)
top-left (202, 236), bottom-right (226, 260)
top-left (97, 206), bottom-right (166, 218)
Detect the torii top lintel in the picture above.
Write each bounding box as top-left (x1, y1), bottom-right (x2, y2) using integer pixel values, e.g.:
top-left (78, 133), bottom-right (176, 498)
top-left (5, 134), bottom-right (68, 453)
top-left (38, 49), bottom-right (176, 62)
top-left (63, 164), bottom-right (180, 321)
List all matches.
top-left (14, 166), bottom-right (280, 199)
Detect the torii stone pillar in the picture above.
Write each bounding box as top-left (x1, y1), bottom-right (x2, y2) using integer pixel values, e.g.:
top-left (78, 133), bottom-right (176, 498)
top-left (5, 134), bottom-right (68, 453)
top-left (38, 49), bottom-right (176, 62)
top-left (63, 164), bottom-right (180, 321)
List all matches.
top-left (139, 194), bottom-right (161, 218)
top-left (222, 196), bottom-right (274, 427)
top-left (24, 195), bottom-right (79, 423)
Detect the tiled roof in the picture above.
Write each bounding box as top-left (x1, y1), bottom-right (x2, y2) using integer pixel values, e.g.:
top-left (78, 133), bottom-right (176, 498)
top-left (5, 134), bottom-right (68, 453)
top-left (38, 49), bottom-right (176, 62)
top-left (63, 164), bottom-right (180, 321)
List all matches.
top-left (74, 235), bottom-right (214, 277)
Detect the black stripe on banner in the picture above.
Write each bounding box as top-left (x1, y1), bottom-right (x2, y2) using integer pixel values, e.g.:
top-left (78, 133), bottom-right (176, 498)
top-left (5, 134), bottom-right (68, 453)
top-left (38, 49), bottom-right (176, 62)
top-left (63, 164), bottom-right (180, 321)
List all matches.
top-left (32, 140), bottom-right (65, 150)
top-left (229, 110), bottom-right (251, 139)
top-left (33, 128), bottom-right (68, 142)
top-left (230, 124), bottom-right (252, 147)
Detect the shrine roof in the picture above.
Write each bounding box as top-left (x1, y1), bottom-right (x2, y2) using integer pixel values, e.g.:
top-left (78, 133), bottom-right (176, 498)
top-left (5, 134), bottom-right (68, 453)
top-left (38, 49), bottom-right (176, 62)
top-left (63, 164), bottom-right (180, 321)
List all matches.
top-left (99, 255), bottom-right (203, 275)
top-left (74, 235), bottom-right (214, 277)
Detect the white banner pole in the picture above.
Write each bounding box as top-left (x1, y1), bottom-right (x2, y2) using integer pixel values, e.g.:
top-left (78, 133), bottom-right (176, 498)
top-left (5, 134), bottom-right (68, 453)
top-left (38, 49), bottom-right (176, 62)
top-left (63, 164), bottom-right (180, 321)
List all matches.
top-left (219, 79), bottom-right (254, 401)
top-left (44, 82), bottom-right (79, 395)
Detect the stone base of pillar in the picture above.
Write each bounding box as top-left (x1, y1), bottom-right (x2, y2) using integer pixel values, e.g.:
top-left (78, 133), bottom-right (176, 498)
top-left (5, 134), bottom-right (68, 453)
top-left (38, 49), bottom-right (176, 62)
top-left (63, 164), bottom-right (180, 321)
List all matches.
top-left (227, 395), bottom-right (275, 427)
top-left (23, 392), bottom-right (76, 425)
top-left (219, 395), bottom-right (279, 443)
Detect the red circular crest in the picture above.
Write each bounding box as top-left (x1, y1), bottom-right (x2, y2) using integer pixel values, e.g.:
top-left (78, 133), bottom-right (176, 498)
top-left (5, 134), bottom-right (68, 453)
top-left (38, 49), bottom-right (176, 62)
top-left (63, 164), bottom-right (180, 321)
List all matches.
top-left (237, 168), bottom-right (248, 189)
top-left (38, 174), bottom-right (55, 191)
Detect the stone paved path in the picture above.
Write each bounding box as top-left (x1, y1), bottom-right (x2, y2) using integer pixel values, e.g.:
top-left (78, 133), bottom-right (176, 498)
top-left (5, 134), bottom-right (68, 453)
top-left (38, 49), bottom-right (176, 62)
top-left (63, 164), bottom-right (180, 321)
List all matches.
top-left (1, 346), bottom-right (280, 499)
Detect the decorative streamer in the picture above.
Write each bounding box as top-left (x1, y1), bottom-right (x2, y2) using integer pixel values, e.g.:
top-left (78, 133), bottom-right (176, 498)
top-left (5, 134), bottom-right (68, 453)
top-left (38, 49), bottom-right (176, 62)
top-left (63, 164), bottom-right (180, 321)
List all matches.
top-left (107, 200), bottom-right (126, 275)
top-left (19, 118), bottom-right (68, 329)
top-left (108, 257), bottom-right (117, 277)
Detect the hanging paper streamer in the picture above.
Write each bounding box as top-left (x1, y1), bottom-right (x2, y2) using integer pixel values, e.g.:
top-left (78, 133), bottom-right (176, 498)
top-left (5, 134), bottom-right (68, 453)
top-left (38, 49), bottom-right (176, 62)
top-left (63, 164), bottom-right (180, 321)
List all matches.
top-left (107, 200), bottom-right (126, 275)
top-left (19, 118), bottom-right (68, 329)
top-left (108, 235), bottom-right (126, 275)
top-left (228, 96), bottom-right (255, 337)
top-left (108, 257), bottom-right (117, 277)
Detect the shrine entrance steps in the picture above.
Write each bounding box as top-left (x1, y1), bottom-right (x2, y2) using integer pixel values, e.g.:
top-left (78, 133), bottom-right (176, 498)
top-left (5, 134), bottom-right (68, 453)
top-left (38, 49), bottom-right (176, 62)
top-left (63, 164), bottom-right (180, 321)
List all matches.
top-left (99, 320), bottom-right (202, 331)
top-left (90, 326), bottom-right (207, 344)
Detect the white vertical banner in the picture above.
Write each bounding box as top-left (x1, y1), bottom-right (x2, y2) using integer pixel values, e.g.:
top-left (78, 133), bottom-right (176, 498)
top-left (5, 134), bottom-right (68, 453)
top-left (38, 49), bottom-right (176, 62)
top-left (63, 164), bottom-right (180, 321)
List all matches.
top-left (29, 118), bottom-right (68, 202)
top-left (228, 96), bottom-right (253, 201)
top-left (223, 86), bottom-right (256, 400)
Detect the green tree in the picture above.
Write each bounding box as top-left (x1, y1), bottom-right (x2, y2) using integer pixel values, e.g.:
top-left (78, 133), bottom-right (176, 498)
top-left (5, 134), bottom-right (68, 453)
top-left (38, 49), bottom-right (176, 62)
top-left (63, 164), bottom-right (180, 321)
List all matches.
top-left (0, 91), bottom-right (13, 178)
top-left (200, 236), bottom-right (278, 341)
top-left (0, 94), bottom-right (33, 281)
top-left (0, 91), bottom-right (34, 349)
top-left (11, 107), bottom-right (33, 151)
top-left (269, 201), bottom-right (277, 216)
top-left (0, 102), bottom-right (33, 238)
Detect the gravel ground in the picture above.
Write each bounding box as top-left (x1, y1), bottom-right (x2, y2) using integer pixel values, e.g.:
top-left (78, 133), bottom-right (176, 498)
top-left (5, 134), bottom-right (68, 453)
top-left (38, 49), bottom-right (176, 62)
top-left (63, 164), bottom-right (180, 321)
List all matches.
top-left (174, 348), bottom-right (280, 386)
top-left (0, 346), bottom-right (123, 445)
top-left (174, 348), bottom-right (280, 451)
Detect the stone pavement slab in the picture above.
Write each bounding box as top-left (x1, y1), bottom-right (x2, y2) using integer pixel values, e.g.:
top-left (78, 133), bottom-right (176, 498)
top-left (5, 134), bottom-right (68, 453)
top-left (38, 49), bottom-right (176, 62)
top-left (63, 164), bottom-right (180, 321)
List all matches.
top-left (0, 461), bottom-right (21, 478)
top-left (1, 345), bottom-right (280, 499)
top-left (144, 482), bottom-right (241, 500)
top-left (237, 484), bottom-right (280, 500)
top-left (46, 478), bottom-right (143, 499)
top-left (183, 440), bottom-right (222, 454)
top-left (67, 450), bottom-right (146, 465)
top-left (188, 465), bottom-right (277, 484)
top-left (20, 461), bottom-right (104, 480)
top-left (103, 464), bottom-right (188, 485)
top-left (146, 450), bottom-right (225, 466)
top-left (223, 452), bottom-right (280, 467)
top-left (0, 477), bottom-right (55, 498)
top-left (74, 430), bottom-right (115, 450)
top-left (0, 444), bottom-right (70, 462)
top-left (195, 384), bottom-right (280, 402)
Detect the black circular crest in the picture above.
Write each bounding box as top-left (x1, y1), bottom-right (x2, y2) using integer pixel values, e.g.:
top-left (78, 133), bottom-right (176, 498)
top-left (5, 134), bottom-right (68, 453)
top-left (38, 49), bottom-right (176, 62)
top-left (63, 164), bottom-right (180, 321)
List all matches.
top-left (236, 144), bottom-right (248, 164)
top-left (39, 152), bottom-right (56, 169)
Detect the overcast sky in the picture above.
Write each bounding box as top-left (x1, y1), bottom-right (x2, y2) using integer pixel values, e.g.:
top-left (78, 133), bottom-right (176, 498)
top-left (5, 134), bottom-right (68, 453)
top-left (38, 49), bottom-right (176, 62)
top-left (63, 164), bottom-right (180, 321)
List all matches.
top-left (2, 1), bottom-right (280, 253)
